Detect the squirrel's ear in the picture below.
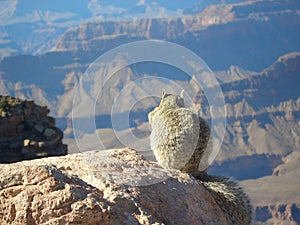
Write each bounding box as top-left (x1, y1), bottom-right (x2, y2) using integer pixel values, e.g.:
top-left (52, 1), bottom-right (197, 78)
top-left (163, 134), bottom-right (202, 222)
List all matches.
top-left (162, 89), bottom-right (166, 98)
top-left (180, 89), bottom-right (184, 98)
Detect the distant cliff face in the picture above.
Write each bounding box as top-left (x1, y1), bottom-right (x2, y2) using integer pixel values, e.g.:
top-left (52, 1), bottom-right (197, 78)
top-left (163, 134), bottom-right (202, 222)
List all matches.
top-left (0, 2), bottom-right (299, 224)
top-left (0, 95), bottom-right (67, 163)
top-left (198, 52), bottom-right (300, 161)
top-left (0, 0), bottom-right (299, 119)
top-left (54, 0), bottom-right (300, 71)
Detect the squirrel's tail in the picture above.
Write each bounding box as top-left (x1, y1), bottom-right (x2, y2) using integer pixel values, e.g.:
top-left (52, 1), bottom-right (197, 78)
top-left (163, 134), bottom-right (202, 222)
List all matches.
top-left (193, 173), bottom-right (253, 225)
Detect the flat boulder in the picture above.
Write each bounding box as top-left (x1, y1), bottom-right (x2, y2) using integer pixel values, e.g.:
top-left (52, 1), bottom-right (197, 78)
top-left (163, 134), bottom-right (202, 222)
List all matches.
top-left (0, 148), bottom-right (230, 225)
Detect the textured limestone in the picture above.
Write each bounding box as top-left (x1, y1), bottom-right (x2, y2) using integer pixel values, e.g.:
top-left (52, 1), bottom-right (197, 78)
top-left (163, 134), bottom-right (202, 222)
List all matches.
top-left (0, 148), bottom-right (231, 225)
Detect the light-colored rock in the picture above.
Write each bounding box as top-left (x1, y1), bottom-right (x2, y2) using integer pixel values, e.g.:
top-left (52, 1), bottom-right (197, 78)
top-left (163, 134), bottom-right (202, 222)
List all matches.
top-left (38, 141), bottom-right (45, 148)
top-left (23, 139), bottom-right (30, 147)
top-left (0, 148), bottom-right (231, 225)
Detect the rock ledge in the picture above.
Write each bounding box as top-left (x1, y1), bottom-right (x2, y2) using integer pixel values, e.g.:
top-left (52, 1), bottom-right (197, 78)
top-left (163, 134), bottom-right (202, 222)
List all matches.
top-left (0, 148), bottom-right (231, 225)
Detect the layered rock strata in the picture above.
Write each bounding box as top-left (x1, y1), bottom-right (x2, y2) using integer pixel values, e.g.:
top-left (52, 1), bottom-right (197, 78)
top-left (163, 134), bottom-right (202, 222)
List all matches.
top-left (0, 95), bottom-right (67, 163)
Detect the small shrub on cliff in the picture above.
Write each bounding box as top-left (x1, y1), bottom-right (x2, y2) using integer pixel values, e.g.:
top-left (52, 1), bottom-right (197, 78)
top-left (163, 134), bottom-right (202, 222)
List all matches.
top-left (0, 98), bottom-right (9, 112)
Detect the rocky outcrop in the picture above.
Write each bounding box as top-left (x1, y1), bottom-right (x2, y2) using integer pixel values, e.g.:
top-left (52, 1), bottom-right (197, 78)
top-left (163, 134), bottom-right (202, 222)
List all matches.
top-left (255, 204), bottom-right (300, 225)
top-left (0, 148), bottom-right (233, 225)
top-left (52, 0), bottom-right (300, 71)
top-left (0, 95), bottom-right (67, 163)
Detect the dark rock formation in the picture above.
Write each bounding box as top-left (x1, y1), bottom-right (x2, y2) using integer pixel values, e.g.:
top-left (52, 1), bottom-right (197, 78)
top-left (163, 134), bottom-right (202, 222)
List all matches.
top-left (0, 95), bottom-right (67, 163)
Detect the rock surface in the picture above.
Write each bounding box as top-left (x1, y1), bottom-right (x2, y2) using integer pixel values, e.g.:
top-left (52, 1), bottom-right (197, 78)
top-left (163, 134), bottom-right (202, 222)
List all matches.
top-left (0, 95), bottom-right (67, 163)
top-left (0, 148), bottom-right (231, 225)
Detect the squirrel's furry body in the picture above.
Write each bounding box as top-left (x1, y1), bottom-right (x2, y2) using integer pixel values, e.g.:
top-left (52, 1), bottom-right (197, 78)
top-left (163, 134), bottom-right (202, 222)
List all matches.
top-left (149, 93), bottom-right (200, 170)
top-left (148, 91), bottom-right (211, 173)
top-left (148, 91), bottom-right (253, 225)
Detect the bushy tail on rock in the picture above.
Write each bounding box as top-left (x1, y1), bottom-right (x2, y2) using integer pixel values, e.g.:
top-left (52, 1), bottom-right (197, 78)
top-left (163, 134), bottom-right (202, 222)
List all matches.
top-left (193, 173), bottom-right (253, 225)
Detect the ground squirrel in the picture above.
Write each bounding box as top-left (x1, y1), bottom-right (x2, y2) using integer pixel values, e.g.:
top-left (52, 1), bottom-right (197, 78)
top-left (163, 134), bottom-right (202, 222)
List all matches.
top-left (148, 90), bottom-right (212, 174)
top-left (148, 90), bottom-right (253, 225)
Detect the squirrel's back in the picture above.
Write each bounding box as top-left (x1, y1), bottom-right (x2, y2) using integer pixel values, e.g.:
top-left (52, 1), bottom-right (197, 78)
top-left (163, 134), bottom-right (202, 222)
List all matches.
top-left (148, 90), bottom-right (253, 225)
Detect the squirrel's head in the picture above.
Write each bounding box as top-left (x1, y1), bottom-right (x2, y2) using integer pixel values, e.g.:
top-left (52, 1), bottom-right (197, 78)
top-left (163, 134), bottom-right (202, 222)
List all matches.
top-left (159, 89), bottom-right (185, 108)
top-left (148, 89), bottom-right (186, 124)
